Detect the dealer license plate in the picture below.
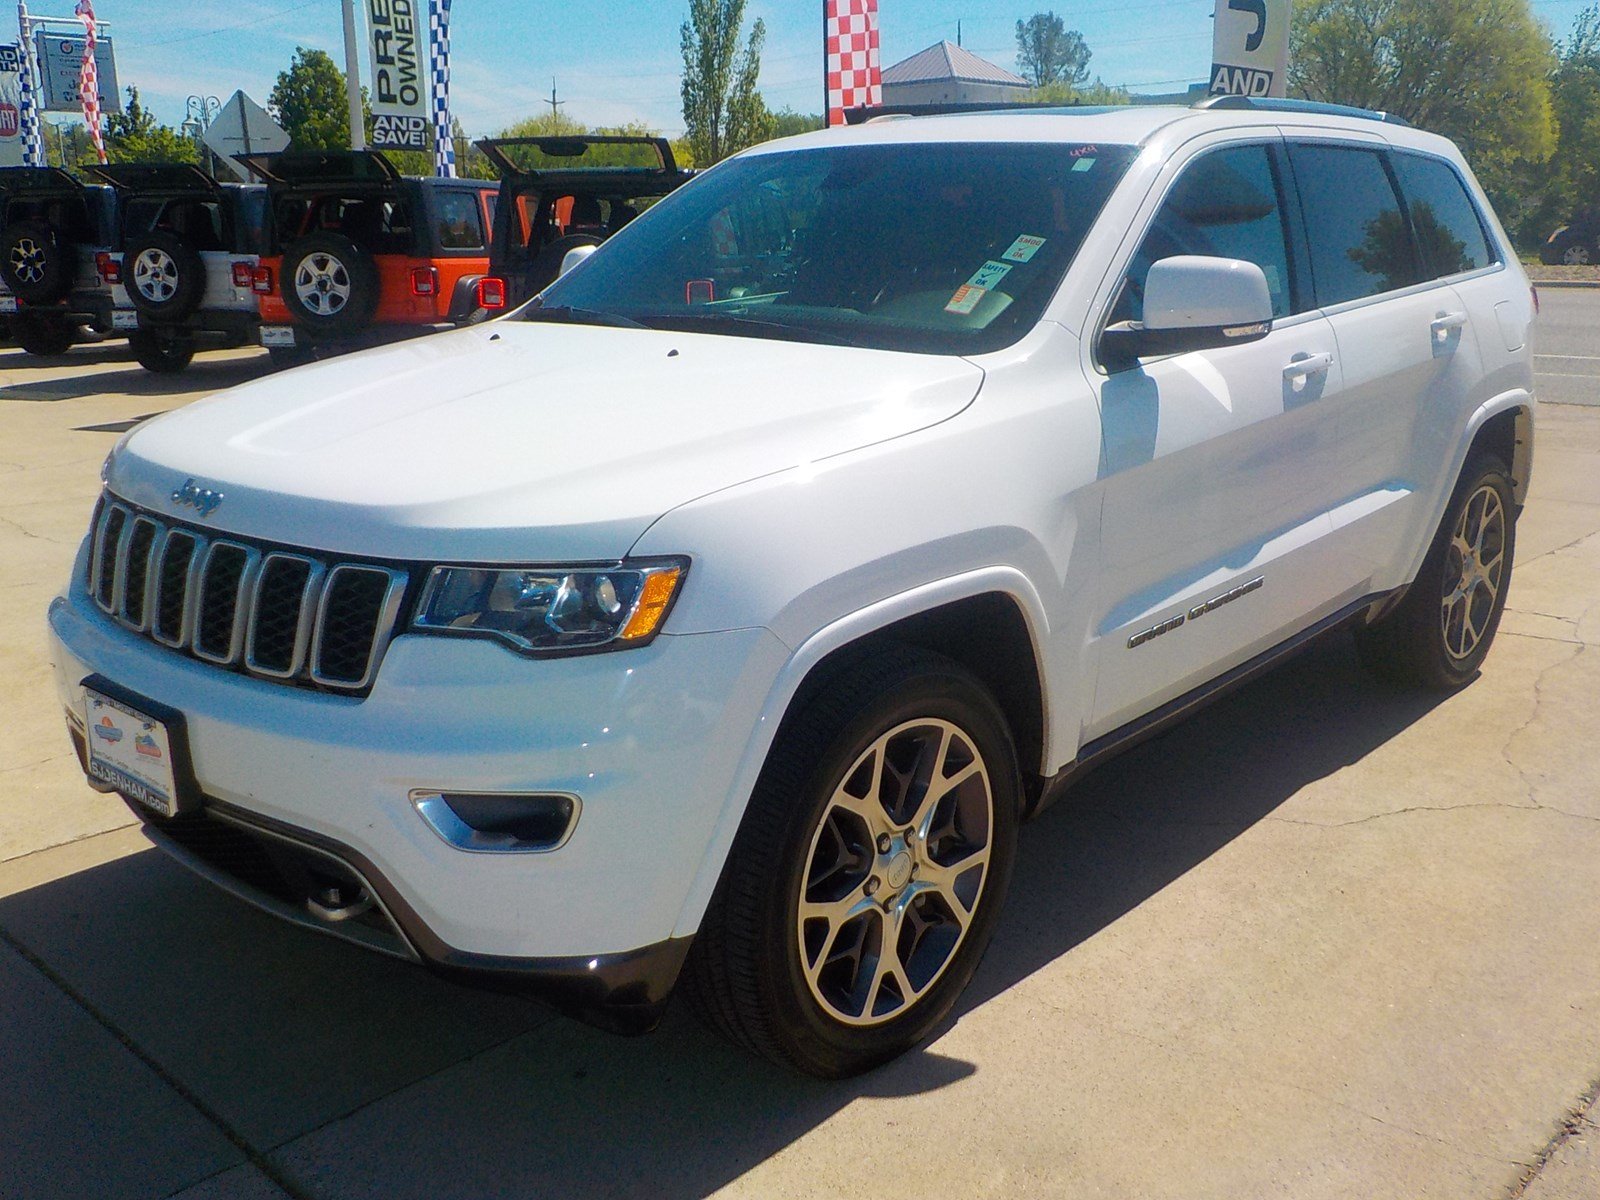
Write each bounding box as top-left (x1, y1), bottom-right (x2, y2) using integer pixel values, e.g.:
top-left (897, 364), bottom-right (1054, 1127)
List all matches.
top-left (260, 325), bottom-right (296, 348)
top-left (111, 309), bottom-right (139, 331)
top-left (83, 688), bottom-right (180, 817)
top-left (0, 295), bottom-right (15, 314)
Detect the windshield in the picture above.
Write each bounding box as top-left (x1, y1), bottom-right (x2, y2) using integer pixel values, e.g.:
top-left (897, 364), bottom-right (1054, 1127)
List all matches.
top-left (532, 140), bottom-right (1135, 354)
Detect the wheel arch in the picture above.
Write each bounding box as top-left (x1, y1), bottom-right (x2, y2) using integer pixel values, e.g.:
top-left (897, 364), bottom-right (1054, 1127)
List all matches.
top-left (668, 568), bottom-right (1052, 942)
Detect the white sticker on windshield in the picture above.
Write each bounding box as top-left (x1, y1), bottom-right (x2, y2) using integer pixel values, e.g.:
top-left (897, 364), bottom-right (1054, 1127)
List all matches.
top-left (945, 284), bottom-right (987, 315)
top-left (1002, 235), bottom-right (1047, 263)
top-left (1071, 157), bottom-right (1096, 172)
top-left (966, 260), bottom-right (1013, 290)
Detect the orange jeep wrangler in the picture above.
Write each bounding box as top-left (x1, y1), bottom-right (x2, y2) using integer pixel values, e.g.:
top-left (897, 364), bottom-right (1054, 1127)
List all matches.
top-left (243, 150), bottom-right (497, 362)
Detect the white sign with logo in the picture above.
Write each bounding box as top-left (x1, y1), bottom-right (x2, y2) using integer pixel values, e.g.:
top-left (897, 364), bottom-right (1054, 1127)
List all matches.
top-left (33, 30), bottom-right (121, 113)
top-left (202, 91), bottom-right (291, 180)
top-left (1209, 0), bottom-right (1291, 98)
top-left (366, 0), bottom-right (429, 151)
top-left (0, 44), bottom-right (23, 167)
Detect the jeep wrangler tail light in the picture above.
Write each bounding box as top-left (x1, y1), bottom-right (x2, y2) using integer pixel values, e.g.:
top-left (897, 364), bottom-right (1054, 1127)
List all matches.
top-left (476, 277), bottom-right (507, 310)
top-left (231, 262), bottom-right (255, 289)
top-left (251, 265), bottom-right (274, 294)
top-left (96, 253), bottom-right (120, 284)
top-left (410, 267), bottom-right (439, 297)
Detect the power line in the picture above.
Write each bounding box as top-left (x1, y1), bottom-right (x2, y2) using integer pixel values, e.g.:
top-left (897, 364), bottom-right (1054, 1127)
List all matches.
top-left (122, 0), bottom-right (321, 48)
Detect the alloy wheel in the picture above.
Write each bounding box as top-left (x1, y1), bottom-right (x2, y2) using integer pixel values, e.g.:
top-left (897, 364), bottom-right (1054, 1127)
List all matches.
top-left (797, 718), bottom-right (994, 1026)
top-left (1441, 483), bottom-right (1507, 661)
top-left (294, 253), bottom-right (352, 316)
top-left (133, 247), bottom-right (179, 302)
top-left (10, 238), bottom-right (43, 284)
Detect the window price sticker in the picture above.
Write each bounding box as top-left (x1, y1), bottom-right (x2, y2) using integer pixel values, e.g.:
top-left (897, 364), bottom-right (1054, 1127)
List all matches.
top-left (1002, 235), bottom-right (1047, 263)
top-left (945, 284), bottom-right (988, 315)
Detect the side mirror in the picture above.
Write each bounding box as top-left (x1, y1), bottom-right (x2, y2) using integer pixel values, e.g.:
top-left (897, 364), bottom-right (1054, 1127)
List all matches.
top-left (559, 244), bottom-right (598, 278)
top-left (1100, 255), bottom-right (1273, 371)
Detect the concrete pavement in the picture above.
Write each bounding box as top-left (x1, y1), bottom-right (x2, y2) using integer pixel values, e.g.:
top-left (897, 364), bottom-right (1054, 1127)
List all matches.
top-left (3, 305), bottom-right (1600, 1199)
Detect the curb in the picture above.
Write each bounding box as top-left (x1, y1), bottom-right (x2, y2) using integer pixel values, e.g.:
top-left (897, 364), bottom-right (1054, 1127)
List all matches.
top-left (1526, 279), bottom-right (1600, 289)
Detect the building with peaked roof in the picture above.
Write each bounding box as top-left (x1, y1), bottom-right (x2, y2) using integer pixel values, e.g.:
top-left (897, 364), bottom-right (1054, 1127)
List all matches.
top-left (881, 41), bottom-right (1031, 108)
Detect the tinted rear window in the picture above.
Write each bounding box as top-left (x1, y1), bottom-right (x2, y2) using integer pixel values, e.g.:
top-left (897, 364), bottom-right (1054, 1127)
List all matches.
top-left (1389, 152), bottom-right (1495, 278)
top-left (1290, 143), bottom-right (1422, 306)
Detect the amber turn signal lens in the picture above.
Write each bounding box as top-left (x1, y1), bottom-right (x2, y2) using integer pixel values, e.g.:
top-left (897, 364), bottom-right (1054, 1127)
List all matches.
top-left (619, 568), bottom-right (682, 640)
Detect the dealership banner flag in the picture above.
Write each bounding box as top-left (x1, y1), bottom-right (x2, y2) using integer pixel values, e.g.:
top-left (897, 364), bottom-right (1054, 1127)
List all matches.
top-left (74, 0), bottom-right (104, 162)
top-left (15, 2), bottom-right (42, 165)
top-left (825, 0), bottom-right (881, 126)
top-left (429, 0), bottom-right (453, 176)
top-left (366, 0), bottom-right (430, 151)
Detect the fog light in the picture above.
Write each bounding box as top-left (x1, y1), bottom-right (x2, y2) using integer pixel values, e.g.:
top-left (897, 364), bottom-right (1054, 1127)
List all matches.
top-left (411, 790), bottom-right (579, 853)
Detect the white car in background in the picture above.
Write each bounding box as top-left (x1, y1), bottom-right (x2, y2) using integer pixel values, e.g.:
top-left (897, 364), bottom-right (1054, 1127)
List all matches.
top-left (49, 96), bottom-right (1535, 1077)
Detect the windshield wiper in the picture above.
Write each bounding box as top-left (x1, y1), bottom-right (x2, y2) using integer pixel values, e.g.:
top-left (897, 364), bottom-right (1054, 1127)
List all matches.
top-left (522, 305), bottom-right (652, 331)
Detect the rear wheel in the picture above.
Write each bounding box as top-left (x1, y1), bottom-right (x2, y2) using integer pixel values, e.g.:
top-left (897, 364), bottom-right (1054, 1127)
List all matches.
top-left (1356, 454), bottom-right (1516, 689)
top-left (280, 233), bottom-right (380, 337)
top-left (0, 220), bottom-right (74, 304)
top-left (685, 647), bottom-right (1019, 1077)
top-left (123, 231), bottom-right (206, 321)
top-left (129, 329), bottom-right (195, 374)
top-left (14, 312), bottom-right (73, 357)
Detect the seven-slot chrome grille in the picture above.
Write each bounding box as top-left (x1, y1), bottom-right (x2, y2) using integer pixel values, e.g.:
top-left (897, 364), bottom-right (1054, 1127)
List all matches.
top-left (88, 498), bottom-right (408, 693)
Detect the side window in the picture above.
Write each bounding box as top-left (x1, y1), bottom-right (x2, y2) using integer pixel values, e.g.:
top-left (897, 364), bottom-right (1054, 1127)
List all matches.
top-left (433, 190), bottom-right (484, 250)
top-left (1290, 143), bottom-right (1422, 306)
top-left (1112, 144), bottom-right (1294, 324)
top-left (1389, 153), bottom-right (1495, 279)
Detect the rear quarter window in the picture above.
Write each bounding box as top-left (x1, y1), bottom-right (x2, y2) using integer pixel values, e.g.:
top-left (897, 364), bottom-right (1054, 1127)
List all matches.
top-left (1389, 152), bottom-right (1496, 278)
top-left (1289, 143), bottom-right (1422, 306)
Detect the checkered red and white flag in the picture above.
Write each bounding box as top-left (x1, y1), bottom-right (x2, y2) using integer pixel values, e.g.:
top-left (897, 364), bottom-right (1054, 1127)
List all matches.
top-left (825, 0), bottom-right (881, 126)
top-left (75, 0), bottom-right (106, 164)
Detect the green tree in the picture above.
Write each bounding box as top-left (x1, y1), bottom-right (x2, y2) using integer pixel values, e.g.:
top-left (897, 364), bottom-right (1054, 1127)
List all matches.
top-left (1027, 78), bottom-right (1132, 106)
top-left (104, 86), bottom-right (198, 164)
top-left (1288, 0), bottom-right (1555, 219)
top-left (770, 107), bottom-right (823, 138)
top-left (1536, 6), bottom-right (1600, 233)
top-left (680, 0), bottom-right (772, 165)
top-left (1015, 12), bottom-right (1092, 89)
top-left (270, 47), bottom-right (370, 151)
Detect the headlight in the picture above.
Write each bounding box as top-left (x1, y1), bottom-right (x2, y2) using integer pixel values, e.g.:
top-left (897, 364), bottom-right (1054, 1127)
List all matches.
top-left (412, 559), bottom-right (686, 654)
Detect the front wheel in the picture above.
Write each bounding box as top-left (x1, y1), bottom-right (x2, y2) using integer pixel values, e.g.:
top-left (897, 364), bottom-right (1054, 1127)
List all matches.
top-left (685, 647), bottom-right (1020, 1077)
top-left (129, 330), bottom-right (195, 374)
top-left (1356, 454), bottom-right (1516, 689)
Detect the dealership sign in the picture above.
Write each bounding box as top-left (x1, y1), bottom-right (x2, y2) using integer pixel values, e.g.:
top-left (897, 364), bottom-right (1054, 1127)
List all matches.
top-left (33, 29), bottom-right (120, 113)
top-left (367, 0), bottom-right (429, 151)
top-left (1209, 0), bottom-right (1290, 98)
top-left (0, 44), bottom-right (21, 167)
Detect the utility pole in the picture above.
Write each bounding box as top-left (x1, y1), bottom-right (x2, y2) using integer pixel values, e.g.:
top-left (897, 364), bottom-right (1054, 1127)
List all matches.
top-left (340, 0), bottom-right (365, 150)
top-left (544, 78), bottom-right (564, 124)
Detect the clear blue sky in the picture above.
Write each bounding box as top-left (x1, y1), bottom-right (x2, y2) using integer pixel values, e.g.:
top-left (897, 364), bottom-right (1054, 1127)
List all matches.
top-left (31, 0), bottom-right (1600, 139)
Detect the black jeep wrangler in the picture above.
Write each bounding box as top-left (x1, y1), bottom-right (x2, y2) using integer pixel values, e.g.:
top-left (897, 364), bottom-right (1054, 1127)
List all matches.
top-left (477, 134), bottom-right (695, 309)
top-left (0, 166), bottom-right (119, 356)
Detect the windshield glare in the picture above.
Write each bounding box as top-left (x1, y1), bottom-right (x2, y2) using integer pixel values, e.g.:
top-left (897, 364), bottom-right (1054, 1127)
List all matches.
top-left (532, 140), bottom-right (1135, 354)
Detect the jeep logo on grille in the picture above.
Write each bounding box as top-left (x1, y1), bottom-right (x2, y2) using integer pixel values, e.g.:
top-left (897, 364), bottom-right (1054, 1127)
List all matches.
top-left (171, 478), bottom-right (224, 518)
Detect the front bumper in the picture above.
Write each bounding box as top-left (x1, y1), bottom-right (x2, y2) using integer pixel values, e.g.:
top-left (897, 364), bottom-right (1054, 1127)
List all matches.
top-left (49, 567), bottom-right (788, 1022)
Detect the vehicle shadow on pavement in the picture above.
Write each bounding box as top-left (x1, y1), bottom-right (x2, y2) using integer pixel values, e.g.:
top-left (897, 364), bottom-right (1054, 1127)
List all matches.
top-left (0, 633), bottom-right (1448, 1200)
top-left (0, 346), bottom-right (275, 402)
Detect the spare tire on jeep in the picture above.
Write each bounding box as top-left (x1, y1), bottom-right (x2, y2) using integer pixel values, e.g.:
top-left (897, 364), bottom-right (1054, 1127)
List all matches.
top-left (280, 232), bottom-right (380, 337)
top-left (123, 229), bottom-right (206, 320)
top-left (0, 220), bottom-right (75, 305)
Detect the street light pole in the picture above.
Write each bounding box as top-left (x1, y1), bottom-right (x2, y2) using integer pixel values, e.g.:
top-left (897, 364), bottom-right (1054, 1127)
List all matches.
top-left (340, 0), bottom-right (365, 151)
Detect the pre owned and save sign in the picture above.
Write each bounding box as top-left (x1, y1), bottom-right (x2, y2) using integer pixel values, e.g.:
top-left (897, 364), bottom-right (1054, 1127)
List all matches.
top-left (1209, 0), bottom-right (1291, 98)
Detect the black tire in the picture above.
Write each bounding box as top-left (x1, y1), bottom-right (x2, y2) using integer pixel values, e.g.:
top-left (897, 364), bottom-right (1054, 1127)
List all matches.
top-left (0, 220), bottom-right (74, 304)
top-left (279, 232), bottom-right (380, 337)
top-left (128, 329), bottom-right (195, 374)
top-left (122, 230), bottom-right (206, 320)
top-left (266, 345), bottom-right (316, 369)
top-left (684, 646), bottom-right (1020, 1077)
top-left (14, 312), bottom-right (73, 356)
top-left (1356, 454), bottom-right (1516, 690)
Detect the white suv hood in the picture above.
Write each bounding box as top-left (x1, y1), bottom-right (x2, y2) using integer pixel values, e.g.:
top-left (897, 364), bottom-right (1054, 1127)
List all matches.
top-left (108, 322), bottom-right (985, 561)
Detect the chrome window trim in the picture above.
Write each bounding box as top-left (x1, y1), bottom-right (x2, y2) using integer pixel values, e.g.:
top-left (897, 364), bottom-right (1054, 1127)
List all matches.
top-left (244, 553), bottom-right (325, 679)
top-left (192, 540), bottom-right (263, 666)
top-left (309, 565), bottom-right (408, 691)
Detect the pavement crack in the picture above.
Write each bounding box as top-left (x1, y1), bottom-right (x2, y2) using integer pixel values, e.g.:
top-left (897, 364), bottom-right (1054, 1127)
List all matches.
top-left (0, 510), bottom-right (69, 544)
top-left (0, 922), bottom-right (316, 1200)
top-left (1510, 1077), bottom-right (1600, 1197)
top-left (0, 751), bottom-right (71, 776)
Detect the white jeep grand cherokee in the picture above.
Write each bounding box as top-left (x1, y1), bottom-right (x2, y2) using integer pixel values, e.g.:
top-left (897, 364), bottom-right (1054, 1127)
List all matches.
top-left (49, 97), bottom-right (1535, 1077)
